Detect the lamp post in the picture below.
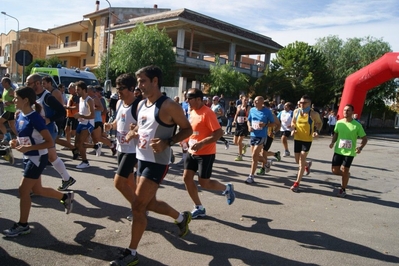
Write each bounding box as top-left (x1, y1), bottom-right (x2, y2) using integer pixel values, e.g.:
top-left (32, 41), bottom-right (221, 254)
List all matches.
top-left (1, 11), bottom-right (19, 83)
top-left (104, 0), bottom-right (111, 92)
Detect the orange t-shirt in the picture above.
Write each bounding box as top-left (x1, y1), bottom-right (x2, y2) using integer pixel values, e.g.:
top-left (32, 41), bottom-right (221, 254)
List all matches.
top-left (188, 105), bottom-right (221, 155)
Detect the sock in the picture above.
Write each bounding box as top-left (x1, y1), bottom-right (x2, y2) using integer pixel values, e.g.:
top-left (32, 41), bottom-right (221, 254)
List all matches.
top-left (51, 157), bottom-right (71, 181)
top-left (195, 205), bottom-right (204, 210)
top-left (175, 213), bottom-right (184, 223)
top-left (128, 248), bottom-right (137, 256)
top-left (93, 144), bottom-right (98, 149)
top-left (18, 222), bottom-right (28, 227)
top-left (61, 194), bottom-right (68, 201)
top-left (83, 160), bottom-right (89, 164)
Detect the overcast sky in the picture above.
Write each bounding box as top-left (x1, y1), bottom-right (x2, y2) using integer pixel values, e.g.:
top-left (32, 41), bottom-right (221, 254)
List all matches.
top-left (1, 0), bottom-right (398, 53)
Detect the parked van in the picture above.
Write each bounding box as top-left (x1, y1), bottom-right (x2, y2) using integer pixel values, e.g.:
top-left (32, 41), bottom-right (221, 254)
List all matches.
top-left (30, 66), bottom-right (100, 89)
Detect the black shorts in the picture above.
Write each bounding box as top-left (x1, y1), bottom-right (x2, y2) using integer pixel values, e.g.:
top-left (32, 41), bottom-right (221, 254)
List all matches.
top-left (137, 160), bottom-right (169, 184)
top-left (0, 111), bottom-right (15, 121)
top-left (116, 152), bottom-right (137, 178)
top-left (94, 122), bottom-right (103, 130)
top-left (263, 136), bottom-right (274, 151)
top-left (66, 117), bottom-right (78, 130)
top-left (235, 124), bottom-right (249, 137)
top-left (185, 154), bottom-right (215, 179)
top-left (280, 130), bottom-right (291, 137)
top-left (294, 140), bottom-right (312, 153)
top-left (23, 154), bottom-right (48, 179)
top-left (332, 153), bottom-right (354, 168)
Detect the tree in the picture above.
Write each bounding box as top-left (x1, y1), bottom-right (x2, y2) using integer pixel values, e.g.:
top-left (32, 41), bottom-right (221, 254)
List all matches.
top-left (314, 35), bottom-right (394, 113)
top-left (203, 61), bottom-right (249, 97)
top-left (259, 41), bottom-right (334, 106)
top-left (96, 23), bottom-right (176, 85)
top-left (24, 57), bottom-right (62, 78)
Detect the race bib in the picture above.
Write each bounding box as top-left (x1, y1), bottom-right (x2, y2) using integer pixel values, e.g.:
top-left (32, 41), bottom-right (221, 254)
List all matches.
top-left (338, 139), bottom-right (352, 149)
top-left (18, 136), bottom-right (32, 146)
top-left (138, 132), bottom-right (150, 150)
top-left (252, 121), bottom-right (261, 130)
top-left (117, 131), bottom-right (130, 145)
top-left (237, 116), bottom-right (245, 123)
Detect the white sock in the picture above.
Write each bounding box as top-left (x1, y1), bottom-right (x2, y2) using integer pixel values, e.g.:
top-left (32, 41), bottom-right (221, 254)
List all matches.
top-left (195, 205), bottom-right (204, 210)
top-left (128, 248), bottom-right (137, 256)
top-left (51, 157), bottom-right (71, 181)
top-left (176, 213), bottom-right (184, 223)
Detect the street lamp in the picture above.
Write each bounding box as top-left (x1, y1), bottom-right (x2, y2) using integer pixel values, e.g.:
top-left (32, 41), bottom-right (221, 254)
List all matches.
top-left (104, 0), bottom-right (112, 93)
top-left (1, 11), bottom-right (19, 83)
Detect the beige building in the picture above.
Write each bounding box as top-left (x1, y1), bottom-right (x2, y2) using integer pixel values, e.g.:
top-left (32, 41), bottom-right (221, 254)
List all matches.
top-left (0, 28), bottom-right (55, 82)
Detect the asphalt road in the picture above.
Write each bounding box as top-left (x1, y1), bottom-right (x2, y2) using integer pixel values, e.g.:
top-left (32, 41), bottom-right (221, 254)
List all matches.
top-left (1, 133), bottom-right (399, 266)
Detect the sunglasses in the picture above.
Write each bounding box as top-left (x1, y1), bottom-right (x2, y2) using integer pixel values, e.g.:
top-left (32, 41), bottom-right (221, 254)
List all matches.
top-left (116, 86), bottom-right (128, 91)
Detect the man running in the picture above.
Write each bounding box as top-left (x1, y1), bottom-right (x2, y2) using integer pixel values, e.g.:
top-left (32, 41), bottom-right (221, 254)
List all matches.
top-left (329, 104), bottom-right (367, 197)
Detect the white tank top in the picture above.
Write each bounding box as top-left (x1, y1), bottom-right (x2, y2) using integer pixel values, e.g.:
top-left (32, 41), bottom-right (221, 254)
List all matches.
top-left (115, 100), bottom-right (138, 153)
top-left (79, 96), bottom-right (94, 125)
top-left (279, 110), bottom-right (293, 131)
top-left (136, 96), bottom-right (175, 165)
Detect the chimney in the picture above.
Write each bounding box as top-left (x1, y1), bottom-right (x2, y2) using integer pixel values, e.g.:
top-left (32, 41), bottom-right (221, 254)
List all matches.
top-left (95, 0), bottom-right (100, 11)
top-left (154, 4), bottom-right (158, 8)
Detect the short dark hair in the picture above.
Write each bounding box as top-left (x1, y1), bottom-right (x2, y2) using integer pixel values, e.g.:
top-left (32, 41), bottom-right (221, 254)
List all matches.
top-left (345, 104), bottom-right (354, 111)
top-left (187, 88), bottom-right (203, 99)
top-left (75, 80), bottom-right (87, 91)
top-left (1, 77), bottom-right (11, 85)
top-left (135, 65), bottom-right (163, 89)
top-left (301, 95), bottom-right (311, 102)
top-left (116, 73), bottom-right (137, 91)
top-left (42, 76), bottom-right (53, 83)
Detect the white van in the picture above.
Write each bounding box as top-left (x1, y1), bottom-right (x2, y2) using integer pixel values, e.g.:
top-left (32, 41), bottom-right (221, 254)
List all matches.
top-left (31, 66), bottom-right (100, 88)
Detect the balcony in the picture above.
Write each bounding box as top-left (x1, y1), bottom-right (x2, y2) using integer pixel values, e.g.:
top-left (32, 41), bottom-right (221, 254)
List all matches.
top-left (174, 47), bottom-right (265, 78)
top-left (46, 41), bottom-right (88, 57)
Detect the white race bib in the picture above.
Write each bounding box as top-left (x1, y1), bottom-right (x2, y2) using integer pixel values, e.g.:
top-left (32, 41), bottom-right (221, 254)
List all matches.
top-left (18, 136), bottom-right (32, 146)
top-left (338, 139), bottom-right (352, 149)
top-left (117, 131), bottom-right (130, 145)
top-left (138, 132), bottom-right (150, 150)
top-left (252, 121), bottom-right (261, 130)
top-left (237, 116), bottom-right (245, 123)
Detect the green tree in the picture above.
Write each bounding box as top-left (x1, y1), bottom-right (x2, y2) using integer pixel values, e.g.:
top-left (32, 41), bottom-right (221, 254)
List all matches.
top-left (202, 61), bottom-right (249, 97)
top-left (24, 57), bottom-right (62, 78)
top-left (314, 35), bottom-right (394, 112)
top-left (97, 23), bottom-right (176, 85)
top-left (259, 41), bottom-right (334, 106)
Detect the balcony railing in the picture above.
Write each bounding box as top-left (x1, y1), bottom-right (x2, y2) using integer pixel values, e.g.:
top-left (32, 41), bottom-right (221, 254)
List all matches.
top-left (173, 47), bottom-right (265, 78)
top-left (46, 41), bottom-right (88, 56)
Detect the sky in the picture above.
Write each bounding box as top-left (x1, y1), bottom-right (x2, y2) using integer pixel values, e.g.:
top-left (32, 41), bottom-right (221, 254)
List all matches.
top-left (1, 0), bottom-right (398, 53)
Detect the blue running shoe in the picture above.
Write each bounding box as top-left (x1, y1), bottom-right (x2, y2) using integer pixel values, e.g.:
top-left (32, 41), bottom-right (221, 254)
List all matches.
top-left (191, 206), bottom-right (206, 219)
top-left (223, 183), bottom-right (236, 205)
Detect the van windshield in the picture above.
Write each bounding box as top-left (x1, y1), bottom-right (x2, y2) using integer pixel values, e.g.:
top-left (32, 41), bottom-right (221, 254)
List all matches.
top-left (60, 77), bottom-right (100, 88)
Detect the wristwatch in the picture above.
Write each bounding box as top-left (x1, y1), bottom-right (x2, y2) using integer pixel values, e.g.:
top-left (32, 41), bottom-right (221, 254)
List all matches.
top-left (168, 137), bottom-right (175, 146)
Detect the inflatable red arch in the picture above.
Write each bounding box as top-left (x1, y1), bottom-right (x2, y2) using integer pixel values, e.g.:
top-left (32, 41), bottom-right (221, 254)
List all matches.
top-left (338, 52), bottom-right (399, 119)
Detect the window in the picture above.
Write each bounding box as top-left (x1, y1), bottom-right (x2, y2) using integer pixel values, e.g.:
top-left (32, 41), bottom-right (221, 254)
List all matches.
top-left (84, 32), bottom-right (88, 41)
top-left (65, 36), bottom-right (69, 47)
top-left (63, 60), bottom-right (67, 67)
top-left (83, 59), bottom-right (86, 66)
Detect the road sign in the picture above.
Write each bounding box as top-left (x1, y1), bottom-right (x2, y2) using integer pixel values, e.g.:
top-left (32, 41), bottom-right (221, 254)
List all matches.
top-left (15, 49), bottom-right (33, 66)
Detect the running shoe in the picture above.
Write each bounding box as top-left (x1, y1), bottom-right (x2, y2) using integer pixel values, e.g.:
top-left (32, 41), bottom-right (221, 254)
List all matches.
top-left (72, 148), bottom-right (80, 160)
top-left (235, 155), bottom-right (243, 161)
top-left (274, 151), bottom-right (281, 162)
top-left (242, 144), bottom-right (247, 155)
top-left (224, 141), bottom-right (230, 150)
top-left (257, 167), bottom-right (265, 175)
top-left (337, 188), bottom-right (347, 198)
top-left (283, 151), bottom-right (290, 157)
top-left (191, 206), bottom-right (206, 219)
top-left (265, 161), bottom-right (271, 173)
top-left (58, 177), bottom-right (76, 191)
top-left (245, 175), bottom-right (255, 184)
top-left (61, 191), bottom-right (74, 214)
top-left (110, 248), bottom-right (139, 266)
top-left (76, 162), bottom-right (90, 169)
top-left (290, 182), bottom-right (299, 192)
top-left (305, 161), bottom-right (312, 175)
top-left (223, 183), bottom-right (236, 205)
top-left (175, 211), bottom-right (192, 237)
top-left (4, 146), bottom-right (14, 165)
top-left (3, 223), bottom-right (31, 237)
top-left (95, 142), bottom-right (103, 157)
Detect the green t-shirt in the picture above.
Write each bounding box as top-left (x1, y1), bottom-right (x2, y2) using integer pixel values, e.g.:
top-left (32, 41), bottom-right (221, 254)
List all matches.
top-left (334, 119), bottom-right (366, 156)
top-left (3, 88), bottom-right (16, 112)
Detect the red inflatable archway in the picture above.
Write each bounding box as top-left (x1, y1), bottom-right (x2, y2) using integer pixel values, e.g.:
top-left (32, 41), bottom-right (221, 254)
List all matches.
top-left (338, 52), bottom-right (399, 119)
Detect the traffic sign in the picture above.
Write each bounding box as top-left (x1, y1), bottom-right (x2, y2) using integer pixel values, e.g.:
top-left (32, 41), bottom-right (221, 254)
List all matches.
top-left (15, 49), bottom-right (33, 66)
